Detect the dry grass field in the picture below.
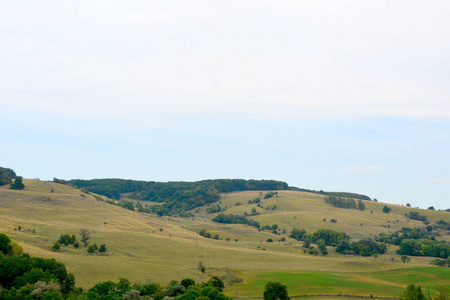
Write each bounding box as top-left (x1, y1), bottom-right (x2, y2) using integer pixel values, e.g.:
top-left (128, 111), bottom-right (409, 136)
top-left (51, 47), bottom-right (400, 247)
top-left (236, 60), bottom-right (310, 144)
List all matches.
top-left (0, 179), bottom-right (448, 298)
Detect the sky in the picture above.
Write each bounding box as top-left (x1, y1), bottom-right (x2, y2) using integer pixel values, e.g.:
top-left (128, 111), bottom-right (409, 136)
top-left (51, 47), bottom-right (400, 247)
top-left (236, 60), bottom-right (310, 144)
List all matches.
top-left (1, 1), bottom-right (449, 209)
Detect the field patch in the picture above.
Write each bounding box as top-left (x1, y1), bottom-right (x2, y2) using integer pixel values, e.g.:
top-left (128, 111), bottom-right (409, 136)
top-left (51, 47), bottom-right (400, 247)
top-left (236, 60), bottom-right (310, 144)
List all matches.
top-left (224, 267), bottom-right (450, 299)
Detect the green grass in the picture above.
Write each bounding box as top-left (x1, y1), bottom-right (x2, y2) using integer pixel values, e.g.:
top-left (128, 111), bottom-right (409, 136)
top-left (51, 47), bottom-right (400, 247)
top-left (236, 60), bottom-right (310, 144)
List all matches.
top-left (0, 180), bottom-right (448, 294)
top-left (225, 267), bottom-right (450, 299)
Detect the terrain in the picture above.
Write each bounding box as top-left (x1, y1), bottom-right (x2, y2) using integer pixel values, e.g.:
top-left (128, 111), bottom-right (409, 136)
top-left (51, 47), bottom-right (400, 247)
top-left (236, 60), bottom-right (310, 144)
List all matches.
top-left (0, 179), bottom-right (449, 299)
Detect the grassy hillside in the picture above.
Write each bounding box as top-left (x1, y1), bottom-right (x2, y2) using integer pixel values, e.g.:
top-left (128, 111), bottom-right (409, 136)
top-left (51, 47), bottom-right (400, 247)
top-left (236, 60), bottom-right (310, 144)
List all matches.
top-left (0, 180), bottom-right (448, 298)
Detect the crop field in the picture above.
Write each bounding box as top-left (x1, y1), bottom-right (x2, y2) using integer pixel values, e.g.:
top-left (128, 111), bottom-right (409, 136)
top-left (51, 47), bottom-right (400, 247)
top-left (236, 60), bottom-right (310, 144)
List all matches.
top-left (0, 180), bottom-right (449, 297)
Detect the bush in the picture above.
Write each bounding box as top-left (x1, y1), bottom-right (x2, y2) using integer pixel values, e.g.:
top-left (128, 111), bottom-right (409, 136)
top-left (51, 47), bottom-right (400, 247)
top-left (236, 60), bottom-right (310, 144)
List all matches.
top-left (263, 282), bottom-right (289, 300)
top-left (382, 206), bottom-right (391, 213)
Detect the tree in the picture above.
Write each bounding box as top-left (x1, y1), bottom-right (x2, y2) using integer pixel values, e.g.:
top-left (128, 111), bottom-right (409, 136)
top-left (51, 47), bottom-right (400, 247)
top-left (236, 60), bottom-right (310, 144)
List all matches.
top-left (30, 280), bottom-right (62, 299)
top-left (400, 284), bottom-right (425, 300)
top-left (122, 201), bottom-right (135, 211)
top-left (433, 286), bottom-right (449, 300)
top-left (87, 245), bottom-right (96, 254)
top-left (357, 199), bottom-right (365, 211)
top-left (0, 167), bottom-right (16, 186)
top-left (264, 282), bottom-right (290, 300)
top-left (99, 244), bottom-right (107, 253)
top-left (0, 173), bottom-right (12, 185)
top-left (207, 276), bottom-right (225, 292)
top-left (401, 255), bottom-right (411, 263)
top-left (383, 206), bottom-right (391, 213)
top-left (80, 229), bottom-right (90, 247)
top-left (0, 233), bottom-right (13, 255)
top-left (52, 242), bottom-right (60, 251)
top-left (10, 176), bottom-right (25, 190)
top-left (180, 278), bottom-right (196, 289)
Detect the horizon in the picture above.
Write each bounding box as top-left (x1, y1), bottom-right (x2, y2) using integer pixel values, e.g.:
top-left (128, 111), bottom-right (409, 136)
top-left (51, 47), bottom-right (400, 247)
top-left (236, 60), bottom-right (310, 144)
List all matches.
top-left (1, 1), bottom-right (449, 210)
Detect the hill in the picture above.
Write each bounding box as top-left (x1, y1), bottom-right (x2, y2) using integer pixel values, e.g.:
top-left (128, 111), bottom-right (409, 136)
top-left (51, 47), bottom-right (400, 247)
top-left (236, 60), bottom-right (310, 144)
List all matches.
top-left (0, 179), bottom-right (449, 298)
top-left (64, 178), bottom-right (371, 216)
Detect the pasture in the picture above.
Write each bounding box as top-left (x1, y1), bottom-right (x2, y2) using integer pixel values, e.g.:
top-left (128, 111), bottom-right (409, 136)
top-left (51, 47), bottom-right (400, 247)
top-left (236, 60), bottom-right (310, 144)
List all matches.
top-left (0, 180), bottom-right (448, 296)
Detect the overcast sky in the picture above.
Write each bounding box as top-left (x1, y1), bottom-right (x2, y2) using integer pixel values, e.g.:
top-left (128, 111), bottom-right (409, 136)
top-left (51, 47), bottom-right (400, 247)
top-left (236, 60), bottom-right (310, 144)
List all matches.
top-left (1, 1), bottom-right (449, 209)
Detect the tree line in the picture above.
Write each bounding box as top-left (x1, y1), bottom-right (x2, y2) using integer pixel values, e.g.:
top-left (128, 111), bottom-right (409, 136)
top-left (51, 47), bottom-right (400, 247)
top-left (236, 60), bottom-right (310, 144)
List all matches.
top-left (288, 227), bottom-right (388, 257)
top-left (376, 227), bottom-right (450, 259)
top-left (324, 195), bottom-right (365, 211)
top-left (0, 166), bottom-right (25, 190)
top-left (62, 179), bottom-right (289, 216)
top-left (60, 177), bottom-right (374, 216)
top-left (212, 213), bottom-right (261, 228)
top-left (0, 167), bottom-right (16, 185)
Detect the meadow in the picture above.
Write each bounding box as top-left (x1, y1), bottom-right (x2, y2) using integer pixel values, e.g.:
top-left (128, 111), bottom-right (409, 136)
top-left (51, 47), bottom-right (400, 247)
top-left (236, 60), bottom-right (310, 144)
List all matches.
top-left (0, 180), bottom-right (448, 298)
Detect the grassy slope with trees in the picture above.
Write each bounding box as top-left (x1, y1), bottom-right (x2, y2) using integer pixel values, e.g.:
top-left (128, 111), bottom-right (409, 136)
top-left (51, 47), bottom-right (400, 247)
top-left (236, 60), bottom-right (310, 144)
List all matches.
top-left (0, 179), bottom-right (449, 299)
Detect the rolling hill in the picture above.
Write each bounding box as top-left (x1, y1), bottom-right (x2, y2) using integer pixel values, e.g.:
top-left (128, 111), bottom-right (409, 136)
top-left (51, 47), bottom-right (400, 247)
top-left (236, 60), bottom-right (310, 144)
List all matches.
top-left (0, 179), bottom-right (449, 298)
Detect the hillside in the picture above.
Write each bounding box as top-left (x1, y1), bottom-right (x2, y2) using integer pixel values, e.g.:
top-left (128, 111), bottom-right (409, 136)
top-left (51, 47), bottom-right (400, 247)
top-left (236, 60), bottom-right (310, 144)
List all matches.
top-left (0, 179), bottom-right (449, 298)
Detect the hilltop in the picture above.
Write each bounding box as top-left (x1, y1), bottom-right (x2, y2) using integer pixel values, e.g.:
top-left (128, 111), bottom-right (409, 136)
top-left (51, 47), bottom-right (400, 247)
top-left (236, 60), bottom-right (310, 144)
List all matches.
top-left (0, 178), bottom-right (449, 298)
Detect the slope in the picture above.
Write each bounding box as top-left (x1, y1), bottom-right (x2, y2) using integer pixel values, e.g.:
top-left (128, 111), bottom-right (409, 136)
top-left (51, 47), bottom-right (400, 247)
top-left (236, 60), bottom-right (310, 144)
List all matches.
top-left (0, 179), bottom-right (448, 297)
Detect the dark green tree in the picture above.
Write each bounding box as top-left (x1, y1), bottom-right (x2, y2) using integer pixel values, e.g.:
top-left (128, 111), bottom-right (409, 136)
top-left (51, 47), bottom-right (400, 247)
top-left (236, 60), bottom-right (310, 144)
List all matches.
top-left (382, 206), bottom-right (391, 213)
top-left (87, 245), bottom-right (96, 254)
top-left (10, 176), bottom-right (25, 190)
top-left (180, 278), bottom-right (196, 289)
top-left (263, 282), bottom-right (290, 300)
top-left (0, 233), bottom-right (13, 255)
top-left (122, 201), bottom-right (135, 211)
top-left (99, 244), bottom-right (107, 253)
top-left (207, 276), bottom-right (225, 292)
top-left (13, 268), bottom-right (57, 287)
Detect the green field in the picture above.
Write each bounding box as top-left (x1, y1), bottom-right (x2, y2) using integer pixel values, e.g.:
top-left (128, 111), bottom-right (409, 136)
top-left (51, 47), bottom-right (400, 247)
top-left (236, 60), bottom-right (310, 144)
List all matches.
top-left (0, 180), bottom-right (449, 298)
top-left (226, 267), bottom-right (450, 299)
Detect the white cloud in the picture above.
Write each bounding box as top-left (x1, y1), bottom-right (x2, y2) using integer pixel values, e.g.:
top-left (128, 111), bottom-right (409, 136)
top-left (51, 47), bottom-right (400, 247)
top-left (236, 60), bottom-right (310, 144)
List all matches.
top-left (1, 0), bottom-right (450, 126)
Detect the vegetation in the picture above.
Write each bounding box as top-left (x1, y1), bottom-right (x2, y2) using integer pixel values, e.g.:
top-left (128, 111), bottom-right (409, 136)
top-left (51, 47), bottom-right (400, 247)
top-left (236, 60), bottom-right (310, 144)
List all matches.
top-left (0, 233), bottom-right (13, 255)
top-left (376, 227), bottom-right (430, 245)
top-left (0, 233), bottom-right (231, 300)
top-left (335, 238), bottom-right (387, 256)
top-left (65, 179), bottom-right (289, 216)
top-left (263, 282), bottom-right (289, 300)
top-left (226, 268), bottom-right (450, 299)
top-left (399, 284), bottom-right (425, 300)
top-left (289, 187), bottom-right (371, 200)
top-left (10, 176), bottom-right (25, 190)
top-left (2, 178), bottom-right (450, 298)
top-left (0, 167), bottom-right (16, 186)
top-left (264, 191), bottom-right (277, 199)
top-left (324, 195), bottom-right (365, 210)
top-left (206, 204), bottom-right (224, 214)
top-left (407, 211), bottom-right (428, 223)
top-left (64, 178), bottom-right (373, 216)
top-left (289, 228), bottom-right (307, 241)
top-left (309, 229), bottom-right (349, 246)
top-left (212, 213), bottom-right (260, 228)
top-left (375, 227), bottom-right (450, 259)
top-left (397, 239), bottom-right (449, 259)
top-left (0, 253), bottom-right (75, 295)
